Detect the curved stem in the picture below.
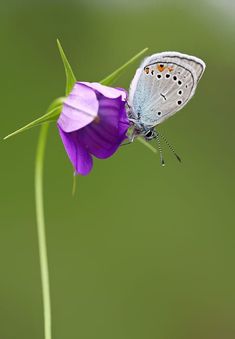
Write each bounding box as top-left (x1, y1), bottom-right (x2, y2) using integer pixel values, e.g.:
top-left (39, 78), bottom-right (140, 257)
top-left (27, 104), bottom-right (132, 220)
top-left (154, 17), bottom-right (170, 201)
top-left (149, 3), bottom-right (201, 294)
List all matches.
top-left (35, 123), bottom-right (52, 339)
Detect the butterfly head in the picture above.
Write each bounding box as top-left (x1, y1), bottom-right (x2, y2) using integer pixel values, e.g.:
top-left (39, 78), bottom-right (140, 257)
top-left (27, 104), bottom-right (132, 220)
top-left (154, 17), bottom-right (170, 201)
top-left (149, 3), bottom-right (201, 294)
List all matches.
top-left (143, 127), bottom-right (156, 141)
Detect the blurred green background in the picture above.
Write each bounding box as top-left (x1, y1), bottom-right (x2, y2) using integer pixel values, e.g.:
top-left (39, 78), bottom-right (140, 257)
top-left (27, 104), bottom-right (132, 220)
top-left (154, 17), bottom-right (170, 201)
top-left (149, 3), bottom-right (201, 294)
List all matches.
top-left (1, 0), bottom-right (235, 338)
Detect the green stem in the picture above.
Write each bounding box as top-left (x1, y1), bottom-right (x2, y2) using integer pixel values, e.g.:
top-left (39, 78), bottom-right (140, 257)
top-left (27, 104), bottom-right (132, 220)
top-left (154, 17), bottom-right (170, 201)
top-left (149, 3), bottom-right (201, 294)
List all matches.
top-left (35, 123), bottom-right (52, 339)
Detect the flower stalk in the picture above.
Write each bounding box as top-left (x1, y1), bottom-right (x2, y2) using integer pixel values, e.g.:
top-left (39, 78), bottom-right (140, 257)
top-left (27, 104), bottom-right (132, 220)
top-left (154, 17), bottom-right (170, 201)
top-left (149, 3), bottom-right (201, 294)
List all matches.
top-left (35, 123), bottom-right (51, 339)
top-left (4, 40), bottom-right (149, 339)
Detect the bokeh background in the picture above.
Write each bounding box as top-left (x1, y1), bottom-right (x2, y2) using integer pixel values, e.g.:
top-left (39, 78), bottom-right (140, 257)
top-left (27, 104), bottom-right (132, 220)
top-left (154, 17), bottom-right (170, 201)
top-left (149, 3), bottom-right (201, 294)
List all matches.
top-left (1, 0), bottom-right (235, 338)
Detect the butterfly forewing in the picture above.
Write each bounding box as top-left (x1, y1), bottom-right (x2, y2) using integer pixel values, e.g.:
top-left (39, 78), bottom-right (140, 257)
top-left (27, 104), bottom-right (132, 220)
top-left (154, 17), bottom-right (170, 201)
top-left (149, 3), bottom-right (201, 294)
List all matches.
top-left (146, 52), bottom-right (205, 82)
top-left (129, 52), bottom-right (206, 127)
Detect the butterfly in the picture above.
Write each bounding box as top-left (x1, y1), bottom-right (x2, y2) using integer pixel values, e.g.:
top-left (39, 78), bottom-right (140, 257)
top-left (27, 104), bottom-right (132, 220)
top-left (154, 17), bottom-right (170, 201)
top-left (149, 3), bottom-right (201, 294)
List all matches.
top-left (127, 52), bottom-right (206, 165)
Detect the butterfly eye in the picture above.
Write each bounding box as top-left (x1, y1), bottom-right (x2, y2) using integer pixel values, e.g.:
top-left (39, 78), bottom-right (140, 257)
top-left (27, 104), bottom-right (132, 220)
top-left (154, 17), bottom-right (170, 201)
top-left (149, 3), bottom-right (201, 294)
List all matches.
top-left (144, 130), bottom-right (155, 139)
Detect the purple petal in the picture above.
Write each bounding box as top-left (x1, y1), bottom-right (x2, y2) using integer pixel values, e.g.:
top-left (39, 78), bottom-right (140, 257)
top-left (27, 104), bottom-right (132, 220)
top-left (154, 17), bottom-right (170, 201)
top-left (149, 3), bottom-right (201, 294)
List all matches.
top-left (57, 81), bottom-right (130, 174)
top-left (78, 125), bottom-right (121, 159)
top-left (78, 97), bottom-right (129, 159)
top-left (58, 125), bottom-right (93, 176)
top-left (58, 83), bottom-right (99, 133)
top-left (98, 96), bottom-right (129, 141)
top-left (80, 82), bottom-right (127, 101)
top-left (118, 104), bottom-right (130, 137)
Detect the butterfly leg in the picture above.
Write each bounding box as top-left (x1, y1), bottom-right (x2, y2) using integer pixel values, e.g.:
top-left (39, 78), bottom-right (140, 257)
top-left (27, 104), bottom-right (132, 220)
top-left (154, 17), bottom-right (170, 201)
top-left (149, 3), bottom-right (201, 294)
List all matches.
top-left (121, 128), bottom-right (137, 146)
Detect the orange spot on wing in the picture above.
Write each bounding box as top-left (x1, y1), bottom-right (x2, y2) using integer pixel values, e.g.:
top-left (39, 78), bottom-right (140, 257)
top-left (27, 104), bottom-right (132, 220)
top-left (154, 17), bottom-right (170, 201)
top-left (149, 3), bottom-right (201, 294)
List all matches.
top-left (145, 67), bottom-right (150, 74)
top-left (157, 64), bottom-right (165, 72)
top-left (168, 67), bottom-right (174, 72)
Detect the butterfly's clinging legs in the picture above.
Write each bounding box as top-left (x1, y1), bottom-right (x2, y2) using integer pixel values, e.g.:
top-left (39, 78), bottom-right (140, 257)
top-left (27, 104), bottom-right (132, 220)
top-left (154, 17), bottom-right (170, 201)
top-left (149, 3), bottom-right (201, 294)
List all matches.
top-left (121, 127), bottom-right (137, 146)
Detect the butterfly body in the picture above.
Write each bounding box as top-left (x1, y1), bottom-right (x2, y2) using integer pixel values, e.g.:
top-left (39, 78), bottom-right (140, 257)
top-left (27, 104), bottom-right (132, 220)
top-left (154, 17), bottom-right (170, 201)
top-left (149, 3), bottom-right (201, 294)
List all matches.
top-left (128, 51), bottom-right (206, 142)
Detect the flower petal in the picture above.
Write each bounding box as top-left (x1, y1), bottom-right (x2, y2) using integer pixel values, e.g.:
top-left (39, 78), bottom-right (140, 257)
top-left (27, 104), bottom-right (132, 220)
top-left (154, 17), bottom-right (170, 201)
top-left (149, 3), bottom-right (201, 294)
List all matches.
top-left (78, 97), bottom-right (129, 159)
top-left (80, 82), bottom-right (127, 101)
top-left (58, 82), bottom-right (99, 133)
top-left (58, 125), bottom-right (93, 175)
top-left (57, 81), bottom-right (130, 174)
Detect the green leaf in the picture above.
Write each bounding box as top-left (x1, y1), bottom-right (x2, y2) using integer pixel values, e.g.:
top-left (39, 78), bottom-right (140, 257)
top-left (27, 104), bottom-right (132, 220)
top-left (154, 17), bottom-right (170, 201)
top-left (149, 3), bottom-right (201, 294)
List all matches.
top-left (57, 39), bottom-right (77, 96)
top-left (100, 48), bottom-right (148, 86)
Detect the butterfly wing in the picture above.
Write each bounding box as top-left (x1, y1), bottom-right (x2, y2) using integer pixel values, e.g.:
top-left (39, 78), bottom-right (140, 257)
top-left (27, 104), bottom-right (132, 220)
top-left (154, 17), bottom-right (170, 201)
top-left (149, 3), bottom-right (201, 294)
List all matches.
top-left (128, 52), bottom-right (206, 126)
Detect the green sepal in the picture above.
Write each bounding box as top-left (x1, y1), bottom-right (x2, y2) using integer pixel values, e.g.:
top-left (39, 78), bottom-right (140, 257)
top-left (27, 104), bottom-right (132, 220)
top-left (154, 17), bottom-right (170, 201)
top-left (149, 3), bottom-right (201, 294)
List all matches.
top-left (4, 42), bottom-right (149, 141)
top-left (99, 47), bottom-right (157, 153)
top-left (100, 48), bottom-right (148, 86)
top-left (137, 137), bottom-right (158, 154)
top-left (4, 98), bottom-right (64, 140)
top-left (57, 39), bottom-right (77, 96)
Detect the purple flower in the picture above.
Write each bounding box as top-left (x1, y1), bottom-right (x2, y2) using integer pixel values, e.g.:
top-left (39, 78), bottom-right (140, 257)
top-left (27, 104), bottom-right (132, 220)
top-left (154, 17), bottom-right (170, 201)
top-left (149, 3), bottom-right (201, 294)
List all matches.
top-left (57, 82), bottom-right (129, 175)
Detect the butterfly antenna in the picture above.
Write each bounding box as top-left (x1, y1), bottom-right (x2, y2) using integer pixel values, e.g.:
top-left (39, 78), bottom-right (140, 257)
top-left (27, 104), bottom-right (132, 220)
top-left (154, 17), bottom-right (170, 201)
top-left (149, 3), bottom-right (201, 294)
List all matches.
top-left (158, 131), bottom-right (181, 163)
top-left (155, 132), bottom-right (165, 166)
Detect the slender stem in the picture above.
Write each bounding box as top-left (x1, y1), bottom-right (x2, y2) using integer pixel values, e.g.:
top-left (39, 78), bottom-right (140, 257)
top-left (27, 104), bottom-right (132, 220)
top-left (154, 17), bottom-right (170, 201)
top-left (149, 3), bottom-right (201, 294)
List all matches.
top-left (35, 123), bottom-right (52, 339)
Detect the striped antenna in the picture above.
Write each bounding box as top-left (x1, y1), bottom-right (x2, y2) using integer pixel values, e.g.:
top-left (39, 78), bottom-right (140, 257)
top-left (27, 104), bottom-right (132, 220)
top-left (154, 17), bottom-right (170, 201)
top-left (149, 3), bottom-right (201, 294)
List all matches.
top-left (158, 131), bottom-right (181, 163)
top-left (156, 132), bottom-right (165, 166)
